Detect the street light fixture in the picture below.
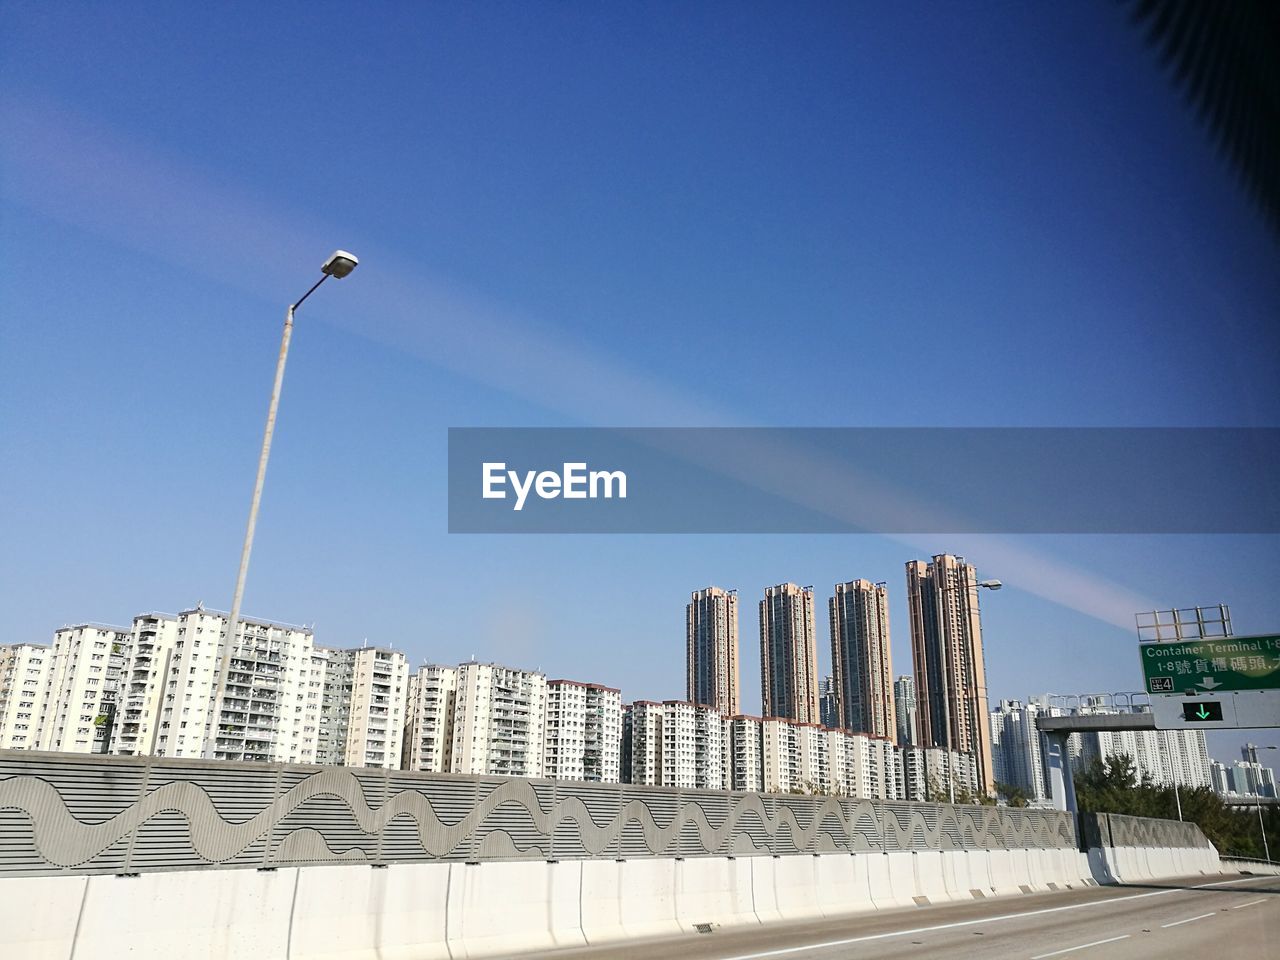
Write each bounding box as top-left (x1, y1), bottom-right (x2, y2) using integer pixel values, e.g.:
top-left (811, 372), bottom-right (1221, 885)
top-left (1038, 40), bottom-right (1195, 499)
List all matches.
top-left (205, 250), bottom-right (359, 759)
top-left (322, 250), bottom-right (359, 278)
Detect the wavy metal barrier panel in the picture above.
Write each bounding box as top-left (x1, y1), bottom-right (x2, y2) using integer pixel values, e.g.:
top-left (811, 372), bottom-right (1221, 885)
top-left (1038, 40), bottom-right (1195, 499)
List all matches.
top-left (0, 751), bottom-right (1078, 877)
top-left (1081, 812), bottom-right (1209, 850)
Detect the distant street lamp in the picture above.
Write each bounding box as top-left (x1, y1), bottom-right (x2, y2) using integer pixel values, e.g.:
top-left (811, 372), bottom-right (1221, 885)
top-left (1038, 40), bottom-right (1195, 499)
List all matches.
top-left (205, 251), bottom-right (359, 759)
top-left (1247, 743), bottom-right (1277, 863)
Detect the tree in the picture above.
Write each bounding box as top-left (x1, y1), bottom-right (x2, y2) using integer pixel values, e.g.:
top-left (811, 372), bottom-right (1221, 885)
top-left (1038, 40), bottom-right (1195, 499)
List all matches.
top-left (996, 781), bottom-right (1030, 808)
top-left (1074, 753), bottom-right (1274, 860)
top-left (924, 775), bottom-right (945, 803)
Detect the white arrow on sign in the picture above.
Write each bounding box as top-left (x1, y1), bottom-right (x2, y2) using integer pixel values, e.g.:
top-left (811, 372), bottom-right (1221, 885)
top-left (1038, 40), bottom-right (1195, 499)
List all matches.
top-left (1197, 677), bottom-right (1223, 690)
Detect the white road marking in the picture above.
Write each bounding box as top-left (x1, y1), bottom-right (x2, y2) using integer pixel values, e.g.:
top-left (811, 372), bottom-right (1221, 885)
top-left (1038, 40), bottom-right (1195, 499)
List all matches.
top-left (1232, 898), bottom-right (1268, 909)
top-left (716, 876), bottom-right (1262, 960)
top-left (1029, 934), bottom-right (1130, 959)
top-left (1160, 911), bottom-right (1215, 928)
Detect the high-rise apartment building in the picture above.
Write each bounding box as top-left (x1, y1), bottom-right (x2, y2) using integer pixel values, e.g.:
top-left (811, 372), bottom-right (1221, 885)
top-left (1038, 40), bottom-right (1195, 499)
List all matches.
top-left (624, 700), bottom-right (727, 789)
top-left (906, 555), bottom-right (995, 795)
top-left (315, 646), bottom-right (409, 769)
top-left (114, 613), bottom-right (180, 757)
top-left (36, 624), bottom-right (129, 754)
top-left (871, 736), bottom-right (906, 800)
top-left (30, 608), bottom-right (416, 767)
top-left (624, 703), bottom-right (911, 800)
top-left (795, 722), bottom-right (830, 791)
top-left (402, 664), bottom-right (458, 772)
top-left (893, 675), bottom-right (918, 747)
top-left (759, 583), bottom-right (819, 723)
top-left (687, 586), bottom-right (740, 715)
top-left (1209, 759), bottom-right (1231, 795)
top-left (901, 745), bottom-right (975, 801)
top-left (1224, 753), bottom-right (1277, 798)
top-left (761, 717), bottom-right (803, 792)
top-left (544, 679), bottom-right (623, 783)
top-left (1067, 704), bottom-right (1211, 790)
top-left (450, 662), bottom-right (546, 778)
top-left (826, 728), bottom-right (859, 796)
top-left (623, 702), bottom-right (660, 785)
top-left (902, 745), bottom-right (926, 801)
top-left (728, 715), bottom-right (763, 792)
top-left (829, 579), bottom-right (895, 740)
top-left (818, 676), bottom-right (837, 729)
top-left (0, 644), bottom-right (50, 750)
top-left (148, 607), bottom-right (322, 764)
top-left (990, 698), bottom-right (1053, 802)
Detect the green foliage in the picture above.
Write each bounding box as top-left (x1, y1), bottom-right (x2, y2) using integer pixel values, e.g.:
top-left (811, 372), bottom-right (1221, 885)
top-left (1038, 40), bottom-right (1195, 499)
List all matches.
top-left (785, 779), bottom-right (846, 798)
top-left (924, 775), bottom-right (945, 803)
top-left (996, 781), bottom-right (1030, 808)
top-left (1075, 753), bottom-right (1275, 860)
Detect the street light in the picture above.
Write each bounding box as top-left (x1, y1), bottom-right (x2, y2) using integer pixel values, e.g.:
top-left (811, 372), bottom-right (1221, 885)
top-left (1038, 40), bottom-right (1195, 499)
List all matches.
top-left (1247, 743), bottom-right (1277, 863)
top-left (940, 574), bottom-right (1002, 804)
top-left (205, 251), bottom-right (359, 759)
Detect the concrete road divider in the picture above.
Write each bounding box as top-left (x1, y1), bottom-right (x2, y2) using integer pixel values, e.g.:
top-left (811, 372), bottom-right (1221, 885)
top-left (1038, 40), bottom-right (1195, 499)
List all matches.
top-left (0, 837), bottom-right (1227, 960)
top-left (673, 856), bottom-right (757, 933)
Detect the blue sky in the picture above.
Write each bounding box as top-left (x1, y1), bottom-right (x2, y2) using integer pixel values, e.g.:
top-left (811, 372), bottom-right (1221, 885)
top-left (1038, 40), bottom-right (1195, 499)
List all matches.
top-left (2, 3), bottom-right (1277, 760)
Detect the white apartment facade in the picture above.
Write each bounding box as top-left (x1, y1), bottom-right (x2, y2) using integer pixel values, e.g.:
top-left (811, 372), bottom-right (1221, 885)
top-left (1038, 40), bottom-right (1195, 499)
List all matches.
top-left (1066, 700), bottom-right (1211, 789)
top-left (0, 643), bottom-right (51, 750)
top-left (114, 613), bottom-right (180, 757)
top-left (544, 679), bottom-right (623, 783)
top-left (902, 745), bottom-right (975, 801)
top-left (316, 647), bottom-right (410, 769)
top-left (844, 732), bottom-right (881, 798)
top-left (625, 702), bottom-right (663, 785)
top-left (728, 715), bottom-right (763, 792)
top-left (761, 717), bottom-right (802, 792)
top-left (449, 662), bottom-right (546, 778)
top-left (625, 700), bottom-right (727, 789)
top-left (871, 736), bottom-right (906, 800)
top-left (795, 722), bottom-right (830, 792)
top-left (990, 698), bottom-right (1053, 802)
top-left (403, 664), bottom-right (458, 772)
top-left (36, 624), bottom-right (129, 754)
top-left (150, 607), bottom-right (322, 764)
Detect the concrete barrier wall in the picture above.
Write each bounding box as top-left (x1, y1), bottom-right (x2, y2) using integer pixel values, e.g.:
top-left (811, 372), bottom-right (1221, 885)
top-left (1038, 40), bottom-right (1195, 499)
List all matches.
top-left (1220, 858), bottom-right (1280, 876)
top-left (1096, 844), bottom-right (1222, 884)
top-left (0, 844), bottom-right (1140, 960)
top-left (1077, 813), bottom-right (1222, 886)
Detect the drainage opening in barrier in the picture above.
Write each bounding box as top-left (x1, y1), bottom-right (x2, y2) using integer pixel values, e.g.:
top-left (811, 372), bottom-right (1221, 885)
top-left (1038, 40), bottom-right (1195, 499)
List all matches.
top-left (694, 923), bottom-right (715, 935)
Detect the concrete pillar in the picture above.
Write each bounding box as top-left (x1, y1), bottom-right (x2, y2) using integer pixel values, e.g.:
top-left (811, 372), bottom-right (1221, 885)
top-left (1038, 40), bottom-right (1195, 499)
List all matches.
top-left (1044, 731), bottom-right (1077, 813)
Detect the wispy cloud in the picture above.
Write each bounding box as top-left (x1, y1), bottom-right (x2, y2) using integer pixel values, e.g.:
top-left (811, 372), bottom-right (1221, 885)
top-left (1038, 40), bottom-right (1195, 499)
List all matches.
top-left (2, 91), bottom-right (1156, 629)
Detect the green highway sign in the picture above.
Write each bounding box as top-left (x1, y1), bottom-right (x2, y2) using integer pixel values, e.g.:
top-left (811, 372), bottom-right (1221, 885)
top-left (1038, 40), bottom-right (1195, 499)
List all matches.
top-left (1140, 633), bottom-right (1280, 695)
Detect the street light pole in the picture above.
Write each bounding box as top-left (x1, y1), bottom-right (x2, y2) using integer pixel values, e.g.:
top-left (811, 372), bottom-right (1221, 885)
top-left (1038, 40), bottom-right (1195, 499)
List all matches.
top-left (1248, 743), bottom-right (1276, 863)
top-left (204, 251), bottom-right (359, 759)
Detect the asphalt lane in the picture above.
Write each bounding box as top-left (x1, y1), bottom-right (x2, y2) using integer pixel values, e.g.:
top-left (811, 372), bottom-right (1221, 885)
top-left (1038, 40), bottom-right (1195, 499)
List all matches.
top-left (529, 873), bottom-right (1279, 960)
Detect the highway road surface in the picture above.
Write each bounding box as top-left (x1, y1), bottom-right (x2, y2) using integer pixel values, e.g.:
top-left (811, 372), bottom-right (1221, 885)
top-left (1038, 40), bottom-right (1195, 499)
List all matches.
top-left (531, 872), bottom-right (1278, 959)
